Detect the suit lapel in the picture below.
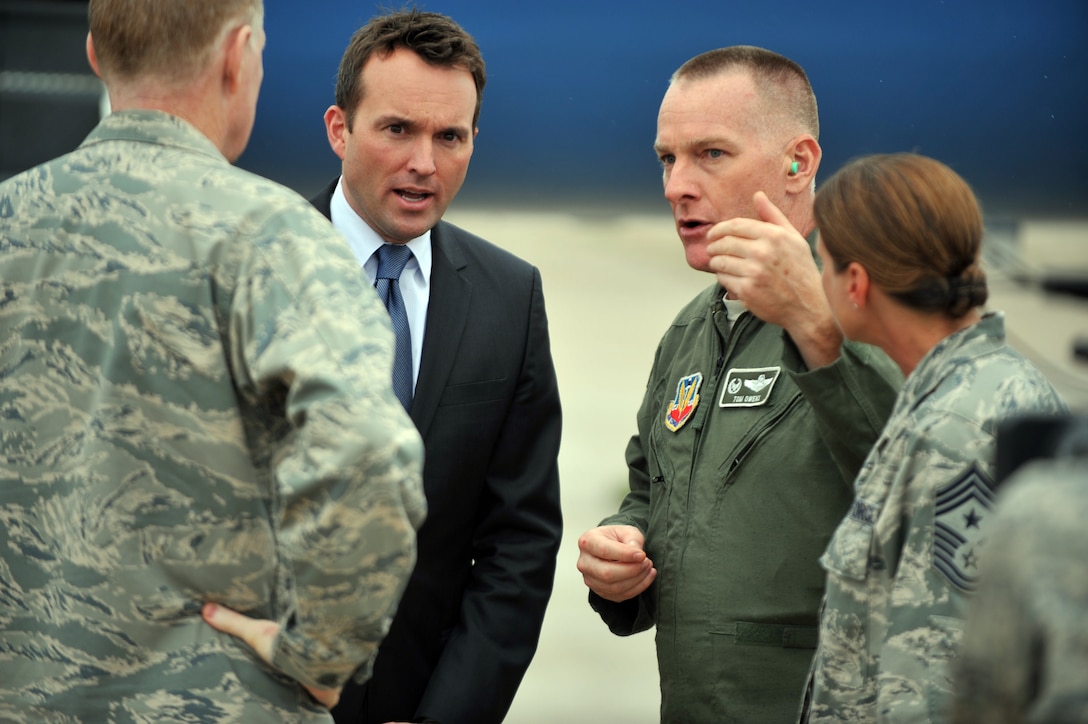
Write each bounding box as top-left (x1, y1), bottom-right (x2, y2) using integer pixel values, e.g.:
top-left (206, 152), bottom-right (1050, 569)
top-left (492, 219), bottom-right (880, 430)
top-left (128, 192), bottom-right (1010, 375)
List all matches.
top-left (311, 183), bottom-right (467, 438)
top-left (412, 222), bottom-right (471, 438)
top-left (310, 178), bottom-right (337, 220)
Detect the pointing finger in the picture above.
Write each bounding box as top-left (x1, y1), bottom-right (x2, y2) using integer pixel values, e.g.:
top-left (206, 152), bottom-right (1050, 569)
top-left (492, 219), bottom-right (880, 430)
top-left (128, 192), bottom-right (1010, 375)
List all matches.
top-left (752, 191), bottom-right (798, 235)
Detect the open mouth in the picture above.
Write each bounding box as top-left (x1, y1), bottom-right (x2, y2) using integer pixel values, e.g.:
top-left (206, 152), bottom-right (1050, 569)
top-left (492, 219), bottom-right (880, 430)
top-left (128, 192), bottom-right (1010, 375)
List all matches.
top-left (679, 218), bottom-right (712, 232)
top-left (676, 218), bottom-right (713, 243)
top-left (396, 190), bottom-right (432, 202)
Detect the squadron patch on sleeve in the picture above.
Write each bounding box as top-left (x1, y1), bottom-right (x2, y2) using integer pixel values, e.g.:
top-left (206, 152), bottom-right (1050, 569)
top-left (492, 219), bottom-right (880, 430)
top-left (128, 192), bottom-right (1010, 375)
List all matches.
top-left (665, 372), bottom-right (703, 432)
top-left (934, 462), bottom-right (996, 591)
top-left (719, 366), bottom-right (781, 408)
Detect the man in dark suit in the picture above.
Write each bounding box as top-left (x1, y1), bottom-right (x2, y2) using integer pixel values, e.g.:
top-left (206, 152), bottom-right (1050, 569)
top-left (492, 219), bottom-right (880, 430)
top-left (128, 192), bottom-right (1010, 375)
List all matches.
top-left (312, 10), bottom-right (563, 724)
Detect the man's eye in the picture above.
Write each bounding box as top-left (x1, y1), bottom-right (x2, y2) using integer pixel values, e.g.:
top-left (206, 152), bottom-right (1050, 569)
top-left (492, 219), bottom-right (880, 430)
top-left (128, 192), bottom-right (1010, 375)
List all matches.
top-left (659, 155), bottom-right (675, 166)
top-left (707, 149), bottom-right (724, 159)
top-left (388, 125), bottom-right (404, 134)
top-left (441, 132), bottom-right (459, 142)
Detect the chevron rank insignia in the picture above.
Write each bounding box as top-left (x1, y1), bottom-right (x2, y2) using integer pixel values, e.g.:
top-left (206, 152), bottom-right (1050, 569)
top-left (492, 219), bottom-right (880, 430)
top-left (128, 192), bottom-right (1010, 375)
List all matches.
top-left (665, 372), bottom-right (703, 432)
top-left (934, 462), bottom-right (996, 591)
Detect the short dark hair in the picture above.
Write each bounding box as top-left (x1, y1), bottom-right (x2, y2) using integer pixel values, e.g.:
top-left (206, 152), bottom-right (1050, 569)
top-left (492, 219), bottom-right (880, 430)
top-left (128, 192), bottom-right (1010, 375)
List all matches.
top-left (335, 9), bottom-right (486, 131)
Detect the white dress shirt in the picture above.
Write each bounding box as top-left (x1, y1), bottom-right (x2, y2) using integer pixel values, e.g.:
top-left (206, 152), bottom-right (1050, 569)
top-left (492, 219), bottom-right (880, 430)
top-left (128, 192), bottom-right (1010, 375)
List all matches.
top-left (330, 177), bottom-right (431, 390)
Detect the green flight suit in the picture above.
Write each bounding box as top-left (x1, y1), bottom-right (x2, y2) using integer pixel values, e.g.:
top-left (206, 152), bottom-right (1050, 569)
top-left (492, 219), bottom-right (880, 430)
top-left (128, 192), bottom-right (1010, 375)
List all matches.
top-left (591, 284), bottom-right (901, 723)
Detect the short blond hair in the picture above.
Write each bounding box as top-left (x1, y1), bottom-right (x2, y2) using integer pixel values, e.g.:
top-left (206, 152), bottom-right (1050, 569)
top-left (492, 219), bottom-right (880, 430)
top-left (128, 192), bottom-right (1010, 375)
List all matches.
top-left (672, 45), bottom-right (819, 141)
top-left (89, 0), bottom-right (263, 83)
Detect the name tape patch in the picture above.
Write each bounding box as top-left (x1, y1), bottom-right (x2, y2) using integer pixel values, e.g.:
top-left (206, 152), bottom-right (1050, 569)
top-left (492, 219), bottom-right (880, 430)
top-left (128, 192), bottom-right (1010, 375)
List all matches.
top-left (719, 366), bottom-right (781, 408)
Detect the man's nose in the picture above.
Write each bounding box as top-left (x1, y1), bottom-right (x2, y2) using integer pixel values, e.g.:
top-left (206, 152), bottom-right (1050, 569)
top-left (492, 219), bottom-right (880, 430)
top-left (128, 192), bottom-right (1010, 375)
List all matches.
top-left (406, 138), bottom-right (437, 176)
top-left (663, 159), bottom-right (698, 203)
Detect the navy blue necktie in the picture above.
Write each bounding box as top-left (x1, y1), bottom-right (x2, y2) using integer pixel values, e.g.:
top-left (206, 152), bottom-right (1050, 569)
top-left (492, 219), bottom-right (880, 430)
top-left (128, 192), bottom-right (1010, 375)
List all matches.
top-left (374, 244), bottom-right (414, 412)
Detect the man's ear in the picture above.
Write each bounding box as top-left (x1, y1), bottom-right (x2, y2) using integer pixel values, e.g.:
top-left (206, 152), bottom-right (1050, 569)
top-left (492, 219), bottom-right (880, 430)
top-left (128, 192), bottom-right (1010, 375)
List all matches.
top-left (86, 33), bottom-right (102, 78)
top-left (785, 135), bottom-right (821, 191)
top-left (323, 105), bottom-right (349, 160)
top-left (222, 23), bottom-right (253, 93)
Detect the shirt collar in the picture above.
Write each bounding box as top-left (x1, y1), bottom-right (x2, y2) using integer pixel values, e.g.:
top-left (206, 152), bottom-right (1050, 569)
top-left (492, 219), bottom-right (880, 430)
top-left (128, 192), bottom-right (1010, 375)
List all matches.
top-left (330, 177), bottom-right (432, 283)
top-left (720, 290), bottom-right (749, 321)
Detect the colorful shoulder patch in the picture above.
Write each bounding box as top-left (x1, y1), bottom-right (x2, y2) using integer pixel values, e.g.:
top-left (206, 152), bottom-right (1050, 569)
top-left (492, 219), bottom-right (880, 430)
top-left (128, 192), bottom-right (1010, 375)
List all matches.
top-left (934, 462), bottom-right (996, 591)
top-left (665, 372), bottom-right (703, 432)
top-left (718, 366), bottom-right (781, 408)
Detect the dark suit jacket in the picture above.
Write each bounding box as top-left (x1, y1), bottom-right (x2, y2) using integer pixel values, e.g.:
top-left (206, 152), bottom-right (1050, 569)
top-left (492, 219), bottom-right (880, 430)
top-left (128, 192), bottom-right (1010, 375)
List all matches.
top-left (312, 180), bottom-right (563, 724)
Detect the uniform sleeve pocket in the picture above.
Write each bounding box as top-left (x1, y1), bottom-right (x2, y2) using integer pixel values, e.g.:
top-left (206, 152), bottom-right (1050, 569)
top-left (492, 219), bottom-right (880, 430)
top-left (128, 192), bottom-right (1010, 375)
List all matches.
top-left (925, 614), bottom-right (963, 721)
top-left (812, 515), bottom-right (876, 694)
top-left (819, 514), bottom-right (873, 582)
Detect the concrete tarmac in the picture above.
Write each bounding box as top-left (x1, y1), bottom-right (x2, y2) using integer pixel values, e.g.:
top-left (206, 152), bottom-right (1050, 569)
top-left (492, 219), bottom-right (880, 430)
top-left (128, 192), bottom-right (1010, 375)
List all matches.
top-left (442, 206), bottom-right (1088, 723)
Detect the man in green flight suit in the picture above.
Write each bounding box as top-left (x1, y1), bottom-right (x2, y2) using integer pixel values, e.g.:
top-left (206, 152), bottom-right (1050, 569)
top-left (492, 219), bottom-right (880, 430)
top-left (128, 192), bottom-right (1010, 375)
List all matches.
top-left (576, 46), bottom-right (902, 722)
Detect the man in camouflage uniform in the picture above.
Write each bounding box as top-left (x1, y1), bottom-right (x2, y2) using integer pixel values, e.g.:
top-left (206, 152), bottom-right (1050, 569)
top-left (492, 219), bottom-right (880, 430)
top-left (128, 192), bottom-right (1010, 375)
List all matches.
top-left (0, 0), bottom-right (425, 720)
top-left (952, 417), bottom-right (1088, 723)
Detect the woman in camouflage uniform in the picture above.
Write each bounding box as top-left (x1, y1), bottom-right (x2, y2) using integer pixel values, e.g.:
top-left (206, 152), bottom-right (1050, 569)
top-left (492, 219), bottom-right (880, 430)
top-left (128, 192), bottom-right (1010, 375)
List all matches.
top-left (799, 153), bottom-right (1068, 722)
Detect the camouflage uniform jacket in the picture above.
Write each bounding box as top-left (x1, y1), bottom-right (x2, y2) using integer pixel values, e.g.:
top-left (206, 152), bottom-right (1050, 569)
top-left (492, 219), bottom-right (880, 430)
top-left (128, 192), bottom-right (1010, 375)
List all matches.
top-left (590, 284), bottom-right (902, 723)
top-left (0, 110), bottom-right (426, 722)
top-left (802, 312), bottom-right (1067, 723)
top-left (952, 456), bottom-right (1088, 724)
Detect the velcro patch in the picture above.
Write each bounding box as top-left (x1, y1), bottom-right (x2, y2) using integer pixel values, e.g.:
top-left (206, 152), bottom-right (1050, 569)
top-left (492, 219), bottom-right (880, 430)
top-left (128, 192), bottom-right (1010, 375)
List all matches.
top-left (665, 372), bottom-right (703, 432)
top-left (719, 366), bottom-right (781, 408)
top-left (849, 499), bottom-right (880, 526)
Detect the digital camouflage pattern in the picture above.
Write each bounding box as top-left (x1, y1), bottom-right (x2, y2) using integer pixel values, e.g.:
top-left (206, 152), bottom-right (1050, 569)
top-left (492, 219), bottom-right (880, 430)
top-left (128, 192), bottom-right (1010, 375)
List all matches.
top-left (952, 455), bottom-right (1088, 724)
top-left (802, 312), bottom-right (1067, 723)
top-left (0, 110), bottom-right (426, 722)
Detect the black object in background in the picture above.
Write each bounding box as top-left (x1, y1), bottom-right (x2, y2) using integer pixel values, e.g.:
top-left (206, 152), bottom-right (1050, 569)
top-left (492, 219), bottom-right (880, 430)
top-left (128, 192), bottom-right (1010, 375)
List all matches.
top-left (0, 0), bottom-right (101, 183)
top-left (995, 413), bottom-right (1086, 485)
